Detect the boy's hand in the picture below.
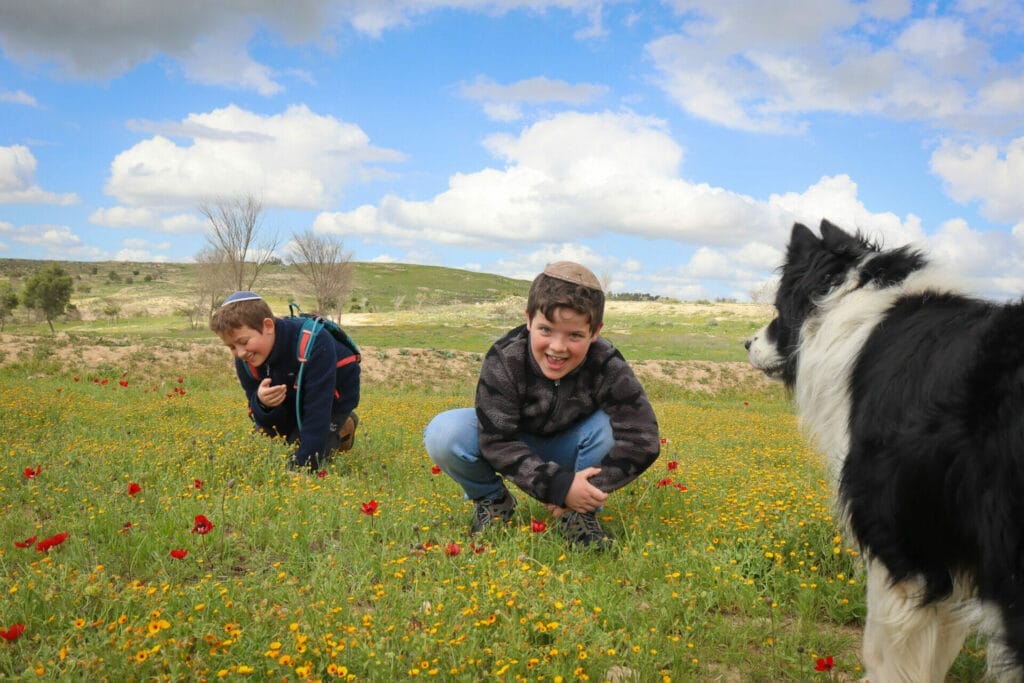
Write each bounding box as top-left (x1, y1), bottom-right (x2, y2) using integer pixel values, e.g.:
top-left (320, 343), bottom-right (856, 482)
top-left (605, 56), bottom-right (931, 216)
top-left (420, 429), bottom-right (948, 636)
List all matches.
top-left (555, 467), bottom-right (608, 515)
top-left (257, 377), bottom-right (286, 408)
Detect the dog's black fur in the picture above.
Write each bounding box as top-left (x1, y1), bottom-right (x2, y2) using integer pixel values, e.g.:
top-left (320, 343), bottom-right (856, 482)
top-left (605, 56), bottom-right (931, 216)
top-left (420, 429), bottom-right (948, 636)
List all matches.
top-left (746, 219), bottom-right (1024, 679)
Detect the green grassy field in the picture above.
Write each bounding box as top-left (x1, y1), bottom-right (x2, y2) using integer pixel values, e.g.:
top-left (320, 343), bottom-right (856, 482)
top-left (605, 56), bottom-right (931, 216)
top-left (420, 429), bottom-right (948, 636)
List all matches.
top-left (0, 259), bottom-right (532, 322)
top-left (0, 263), bottom-right (990, 681)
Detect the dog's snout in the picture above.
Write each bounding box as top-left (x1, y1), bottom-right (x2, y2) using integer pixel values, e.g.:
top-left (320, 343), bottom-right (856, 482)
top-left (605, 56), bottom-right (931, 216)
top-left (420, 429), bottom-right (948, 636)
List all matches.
top-left (744, 336), bottom-right (754, 351)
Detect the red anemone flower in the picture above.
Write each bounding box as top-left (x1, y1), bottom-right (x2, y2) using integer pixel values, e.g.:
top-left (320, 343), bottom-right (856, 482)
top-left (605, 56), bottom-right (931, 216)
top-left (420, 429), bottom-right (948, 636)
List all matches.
top-left (657, 477), bottom-right (673, 487)
top-left (317, 469), bottom-right (327, 478)
top-left (127, 482), bottom-right (141, 496)
top-left (444, 542), bottom-right (461, 556)
top-left (23, 466), bottom-right (40, 479)
top-left (193, 479), bottom-right (203, 489)
top-left (0, 623), bottom-right (25, 642)
top-left (118, 380), bottom-right (129, 388)
top-left (531, 519), bottom-right (547, 533)
top-left (814, 655), bottom-right (835, 672)
top-left (360, 500), bottom-right (378, 516)
top-left (14, 536), bottom-right (37, 548)
top-left (191, 514), bottom-right (214, 535)
top-left (170, 549), bottom-right (188, 559)
top-left (667, 460), bottom-right (678, 470)
top-left (36, 532), bottom-right (68, 552)
top-left (430, 465), bottom-right (441, 475)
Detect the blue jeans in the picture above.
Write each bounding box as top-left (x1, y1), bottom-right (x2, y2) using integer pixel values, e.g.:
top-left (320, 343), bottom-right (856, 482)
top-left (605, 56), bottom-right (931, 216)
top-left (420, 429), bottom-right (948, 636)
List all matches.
top-left (423, 408), bottom-right (614, 501)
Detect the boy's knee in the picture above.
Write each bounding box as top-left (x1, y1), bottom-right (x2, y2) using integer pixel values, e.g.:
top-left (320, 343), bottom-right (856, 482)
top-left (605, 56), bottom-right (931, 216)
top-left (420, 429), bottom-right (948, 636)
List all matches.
top-left (423, 411), bottom-right (457, 460)
top-left (424, 408), bottom-right (477, 463)
top-left (423, 423), bottom-right (447, 463)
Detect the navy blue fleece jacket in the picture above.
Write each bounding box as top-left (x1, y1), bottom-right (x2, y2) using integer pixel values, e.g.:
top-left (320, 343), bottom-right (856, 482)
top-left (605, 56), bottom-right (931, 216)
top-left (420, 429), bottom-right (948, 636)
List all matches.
top-left (234, 317), bottom-right (360, 466)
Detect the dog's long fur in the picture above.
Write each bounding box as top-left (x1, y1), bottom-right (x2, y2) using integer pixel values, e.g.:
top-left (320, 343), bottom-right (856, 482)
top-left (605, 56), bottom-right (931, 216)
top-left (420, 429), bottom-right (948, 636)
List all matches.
top-left (747, 220), bottom-right (1024, 681)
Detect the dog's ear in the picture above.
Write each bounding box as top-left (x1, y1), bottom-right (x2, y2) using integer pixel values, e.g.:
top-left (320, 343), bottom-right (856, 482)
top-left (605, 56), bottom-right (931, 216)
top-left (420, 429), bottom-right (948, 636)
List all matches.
top-left (788, 222), bottom-right (819, 258)
top-left (819, 219), bottom-right (859, 254)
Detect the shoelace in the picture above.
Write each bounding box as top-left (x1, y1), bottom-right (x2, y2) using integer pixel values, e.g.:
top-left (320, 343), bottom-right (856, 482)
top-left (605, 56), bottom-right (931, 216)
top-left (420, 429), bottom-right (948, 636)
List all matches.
top-left (475, 498), bottom-right (505, 524)
top-left (565, 512), bottom-right (604, 540)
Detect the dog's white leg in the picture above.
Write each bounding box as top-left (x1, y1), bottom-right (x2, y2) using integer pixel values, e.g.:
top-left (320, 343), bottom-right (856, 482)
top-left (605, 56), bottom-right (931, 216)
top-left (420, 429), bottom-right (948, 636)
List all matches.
top-left (861, 558), bottom-right (970, 682)
top-left (977, 602), bottom-right (1024, 682)
top-left (985, 637), bottom-right (1024, 682)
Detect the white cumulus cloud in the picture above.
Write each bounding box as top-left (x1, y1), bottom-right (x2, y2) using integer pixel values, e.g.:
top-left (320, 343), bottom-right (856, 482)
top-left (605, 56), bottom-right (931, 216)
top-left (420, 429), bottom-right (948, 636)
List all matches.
top-left (930, 137), bottom-right (1024, 224)
top-left (0, 145), bottom-right (78, 205)
top-left (105, 104), bottom-right (403, 210)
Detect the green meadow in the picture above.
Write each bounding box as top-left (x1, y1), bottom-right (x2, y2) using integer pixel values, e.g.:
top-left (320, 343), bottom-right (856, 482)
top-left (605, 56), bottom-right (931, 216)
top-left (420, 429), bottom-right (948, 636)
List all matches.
top-left (0, 261), bottom-right (988, 681)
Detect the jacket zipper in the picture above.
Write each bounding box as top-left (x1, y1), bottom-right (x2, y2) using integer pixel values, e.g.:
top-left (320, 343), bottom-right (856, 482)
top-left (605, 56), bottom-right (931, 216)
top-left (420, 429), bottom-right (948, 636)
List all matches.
top-left (544, 379), bottom-right (561, 425)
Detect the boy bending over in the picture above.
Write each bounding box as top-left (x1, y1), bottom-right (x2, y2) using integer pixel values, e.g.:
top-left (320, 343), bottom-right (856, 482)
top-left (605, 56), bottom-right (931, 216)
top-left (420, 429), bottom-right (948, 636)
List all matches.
top-left (210, 291), bottom-right (360, 471)
top-left (424, 262), bottom-right (660, 549)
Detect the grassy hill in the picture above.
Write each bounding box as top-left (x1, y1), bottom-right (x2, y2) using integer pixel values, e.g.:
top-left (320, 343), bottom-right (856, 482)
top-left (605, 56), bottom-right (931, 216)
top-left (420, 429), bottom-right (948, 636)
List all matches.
top-left (0, 257), bottom-right (773, 368)
top-left (0, 258), bottom-right (531, 318)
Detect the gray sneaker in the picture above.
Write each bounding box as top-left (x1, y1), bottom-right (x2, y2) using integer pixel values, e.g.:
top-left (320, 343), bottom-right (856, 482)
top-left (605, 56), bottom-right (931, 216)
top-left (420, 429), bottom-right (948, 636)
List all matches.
top-left (471, 489), bottom-right (517, 533)
top-left (560, 511), bottom-right (613, 550)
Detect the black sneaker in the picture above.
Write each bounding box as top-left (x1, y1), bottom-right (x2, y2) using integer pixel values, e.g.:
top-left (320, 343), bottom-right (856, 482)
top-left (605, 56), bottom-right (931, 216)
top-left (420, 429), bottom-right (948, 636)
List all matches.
top-left (470, 489), bottom-right (517, 534)
top-left (560, 511), bottom-right (613, 550)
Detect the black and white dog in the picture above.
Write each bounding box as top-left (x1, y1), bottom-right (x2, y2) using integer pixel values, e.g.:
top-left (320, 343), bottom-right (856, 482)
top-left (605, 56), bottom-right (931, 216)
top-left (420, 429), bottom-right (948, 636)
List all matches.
top-left (746, 219), bottom-right (1024, 682)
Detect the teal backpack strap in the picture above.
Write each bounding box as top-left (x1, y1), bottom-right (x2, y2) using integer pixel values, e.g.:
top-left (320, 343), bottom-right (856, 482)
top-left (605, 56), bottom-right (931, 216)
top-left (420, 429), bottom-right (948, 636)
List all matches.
top-left (291, 302), bottom-right (325, 432)
top-left (241, 361), bottom-right (259, 380)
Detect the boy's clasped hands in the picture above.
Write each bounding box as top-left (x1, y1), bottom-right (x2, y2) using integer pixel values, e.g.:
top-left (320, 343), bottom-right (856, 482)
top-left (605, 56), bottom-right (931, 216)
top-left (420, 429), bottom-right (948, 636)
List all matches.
top-left (545, 467), bottom-right (608, 517)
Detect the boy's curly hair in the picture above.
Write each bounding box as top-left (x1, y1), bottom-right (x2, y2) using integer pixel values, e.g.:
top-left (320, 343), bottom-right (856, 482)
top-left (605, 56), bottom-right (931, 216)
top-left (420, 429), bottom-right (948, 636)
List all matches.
top-left (209, 298), bottom-right (274, 335)
top-left (527, 266), bottom-right (605, 333)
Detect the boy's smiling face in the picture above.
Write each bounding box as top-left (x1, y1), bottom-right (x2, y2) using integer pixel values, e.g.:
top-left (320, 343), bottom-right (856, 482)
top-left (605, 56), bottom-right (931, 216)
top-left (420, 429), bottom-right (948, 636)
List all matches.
top-left (218, 318), bottom-right (275, 367)
top-left (526, 307), bottom-right (601, 381)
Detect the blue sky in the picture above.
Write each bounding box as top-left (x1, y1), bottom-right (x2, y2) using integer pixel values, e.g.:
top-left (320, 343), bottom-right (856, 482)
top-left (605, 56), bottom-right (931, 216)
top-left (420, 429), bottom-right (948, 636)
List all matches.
top-left (2, 0), bottom-right (1024, 301)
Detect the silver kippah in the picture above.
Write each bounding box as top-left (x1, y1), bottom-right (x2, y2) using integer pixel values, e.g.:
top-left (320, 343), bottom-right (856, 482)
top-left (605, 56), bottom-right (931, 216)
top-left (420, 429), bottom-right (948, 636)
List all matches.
top-left (220, 291), bottom-right (263, 307)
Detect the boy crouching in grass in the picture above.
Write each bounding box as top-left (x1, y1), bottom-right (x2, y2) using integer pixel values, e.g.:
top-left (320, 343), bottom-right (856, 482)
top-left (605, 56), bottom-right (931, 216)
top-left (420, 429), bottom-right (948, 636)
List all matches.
top-left (424, 262), bottom-right (660, 549)
top-left (210, 291), bottom-right (360, 471)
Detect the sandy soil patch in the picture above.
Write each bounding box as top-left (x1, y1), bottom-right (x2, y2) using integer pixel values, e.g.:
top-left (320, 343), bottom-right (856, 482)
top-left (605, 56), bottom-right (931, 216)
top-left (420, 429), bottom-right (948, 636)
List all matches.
top-left (1, 331), bottom-right (773, 394)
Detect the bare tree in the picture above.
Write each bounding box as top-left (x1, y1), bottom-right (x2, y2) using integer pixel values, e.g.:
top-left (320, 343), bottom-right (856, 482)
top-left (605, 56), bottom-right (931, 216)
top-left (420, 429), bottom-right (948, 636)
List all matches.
top-left (288, 230), bottom-right (353, 317)
top-left (187, 246), bottom-right (237, 327)
top-left (198, 193), bottom-right (280, 292)
top-left (599, 270), bottom-right (613, 294)
top-left (749, 278), bottom-right (778, 305)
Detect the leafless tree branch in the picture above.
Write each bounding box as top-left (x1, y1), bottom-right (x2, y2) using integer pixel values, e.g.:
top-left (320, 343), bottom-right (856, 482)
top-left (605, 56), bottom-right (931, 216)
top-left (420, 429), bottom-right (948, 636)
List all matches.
top-left (288, 230), bottom-right (353, 318)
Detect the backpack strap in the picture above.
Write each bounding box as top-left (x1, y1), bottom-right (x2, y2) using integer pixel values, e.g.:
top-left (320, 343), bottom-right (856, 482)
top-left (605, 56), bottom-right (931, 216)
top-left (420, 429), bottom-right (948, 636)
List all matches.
top-left (289, 301), bottom-right (359, 434)
top-left (296, 316), bottom-right (325, 364)
top-left (293, 315), bottom-right (326, 432)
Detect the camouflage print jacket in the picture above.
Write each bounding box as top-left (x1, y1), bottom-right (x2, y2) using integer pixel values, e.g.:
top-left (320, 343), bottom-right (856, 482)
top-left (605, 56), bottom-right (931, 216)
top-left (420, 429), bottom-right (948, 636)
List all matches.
top-left (475, 324), bottom-right (660, 506)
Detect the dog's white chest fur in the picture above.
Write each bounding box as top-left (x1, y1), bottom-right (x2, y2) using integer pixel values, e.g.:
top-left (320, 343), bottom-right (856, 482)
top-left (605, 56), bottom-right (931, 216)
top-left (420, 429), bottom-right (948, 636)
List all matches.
top-left (796, 285), bottom-right (888, 481)
top-left (795, 266), bottom-right (960, 481)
